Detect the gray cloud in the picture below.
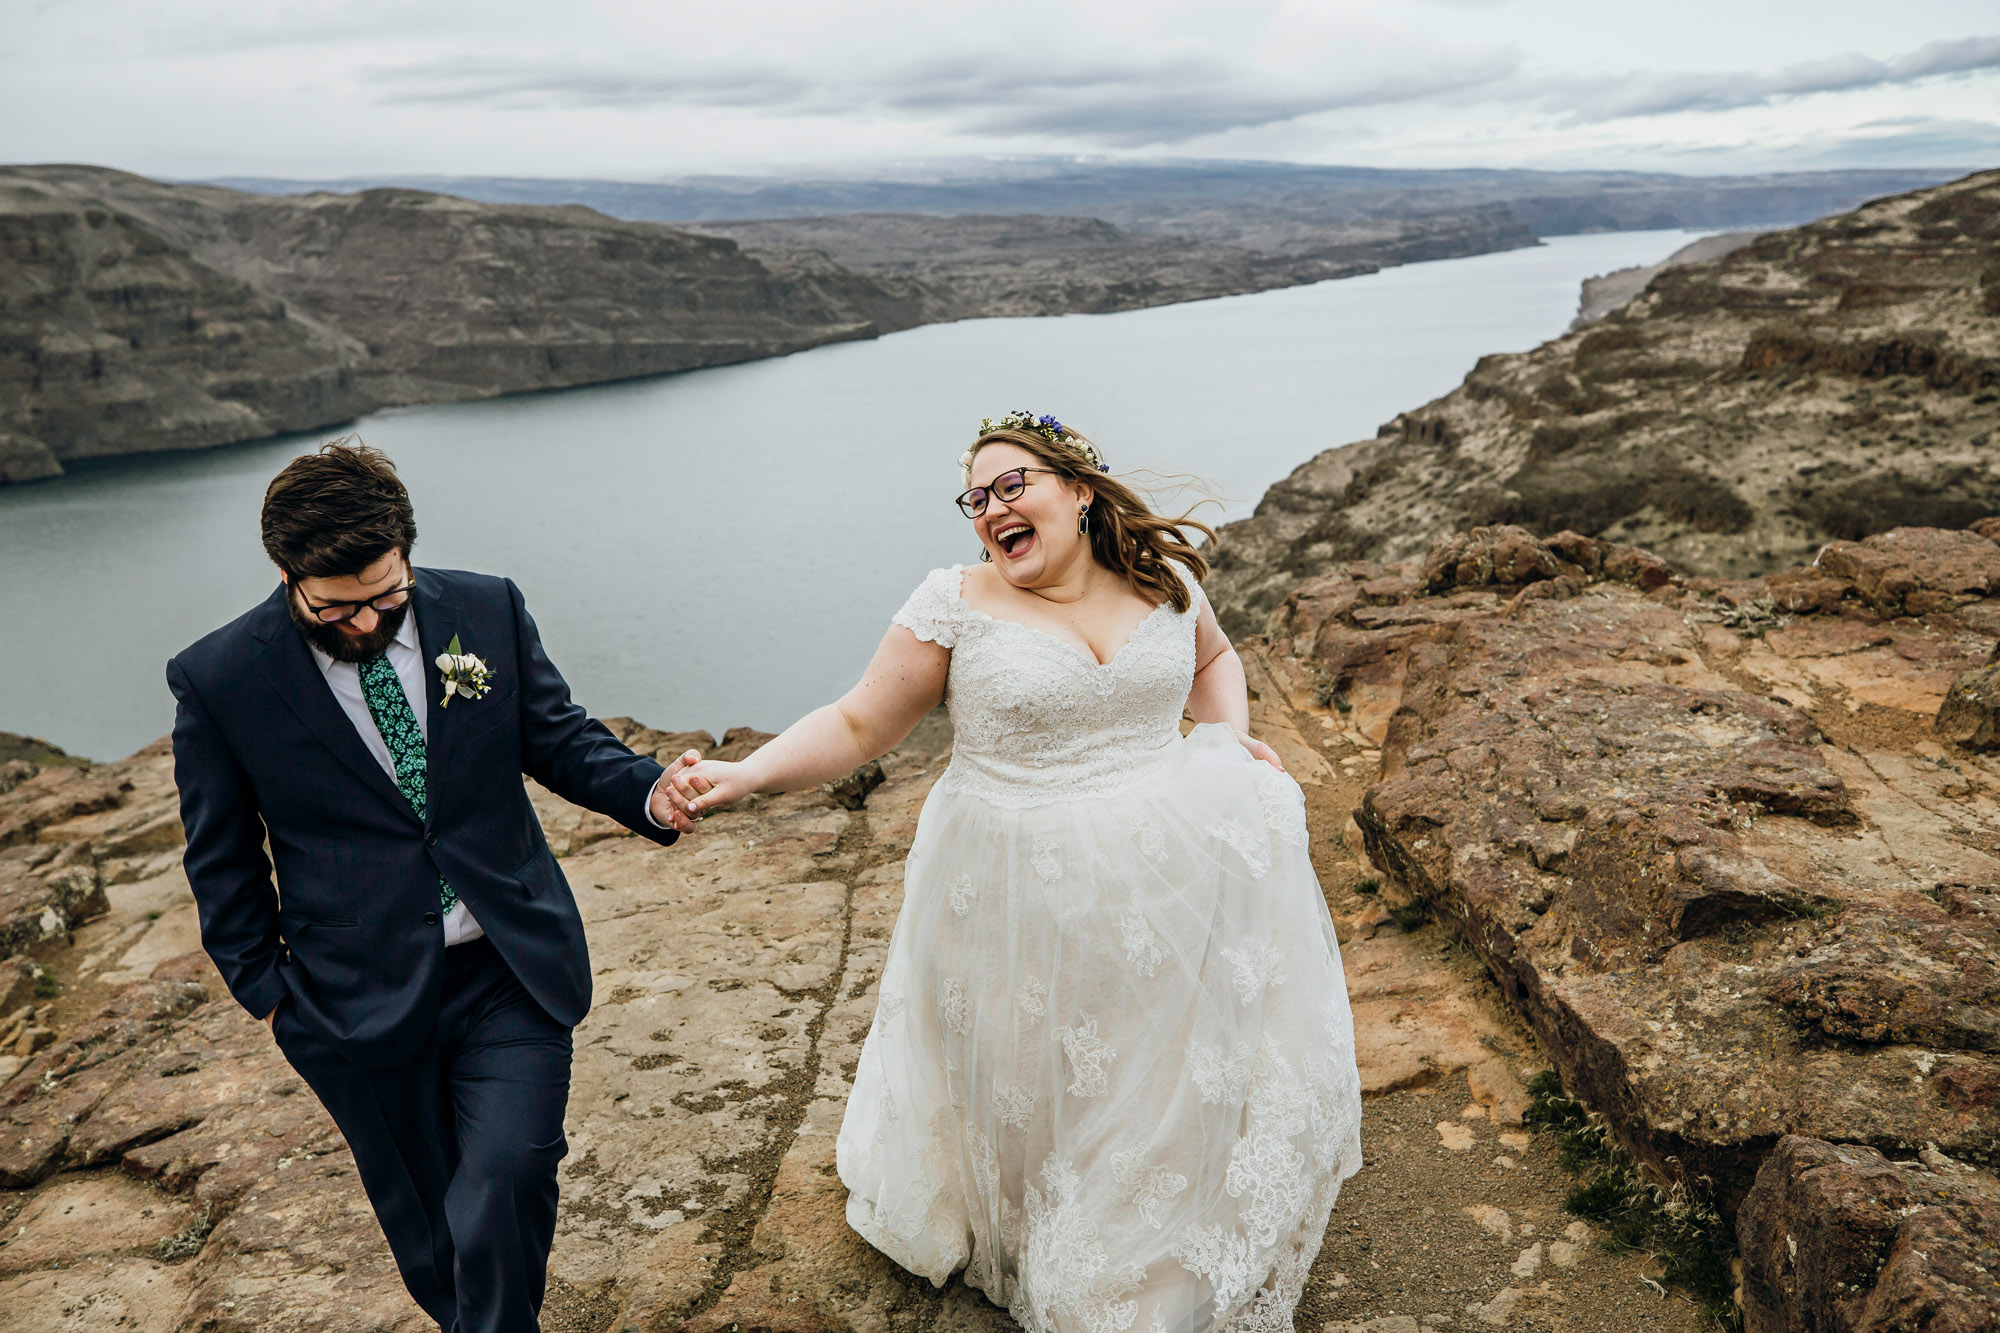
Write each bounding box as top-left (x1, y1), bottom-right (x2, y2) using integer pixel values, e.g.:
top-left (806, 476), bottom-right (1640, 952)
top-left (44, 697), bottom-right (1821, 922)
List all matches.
top-left (363, 47), bottom-right (1521, 147)
top-left (1543, 34), bottom-right (2000, 123)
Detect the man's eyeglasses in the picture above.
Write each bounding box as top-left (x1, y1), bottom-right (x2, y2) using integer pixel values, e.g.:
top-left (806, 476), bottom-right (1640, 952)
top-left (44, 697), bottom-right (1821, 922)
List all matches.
top-left (956, 468), bottom-right (1063, 518)
top-left (293, 574), bottom-right (416, 624)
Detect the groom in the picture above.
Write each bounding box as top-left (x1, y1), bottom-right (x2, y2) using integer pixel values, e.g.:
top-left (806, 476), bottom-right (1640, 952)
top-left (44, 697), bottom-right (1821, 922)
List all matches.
top-left (168, 440), bottom-right (695, 1332)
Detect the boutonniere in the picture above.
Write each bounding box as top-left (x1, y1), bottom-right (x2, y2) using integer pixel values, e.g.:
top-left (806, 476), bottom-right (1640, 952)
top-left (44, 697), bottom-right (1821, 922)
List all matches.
top-left (435, 634), bottom-right (494, 708)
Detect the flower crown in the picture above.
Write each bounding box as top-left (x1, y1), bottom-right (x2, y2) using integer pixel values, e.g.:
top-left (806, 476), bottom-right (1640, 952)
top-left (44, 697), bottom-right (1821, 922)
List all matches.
top-left (960, 410), bottom-right (1110, 474)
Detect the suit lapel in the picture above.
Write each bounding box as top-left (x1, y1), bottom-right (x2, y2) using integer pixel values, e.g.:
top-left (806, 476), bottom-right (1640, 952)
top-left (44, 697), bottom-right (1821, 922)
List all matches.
top-left (250, 586), bottom-right (420, 823)
top-left (412, 572), bottom-right (464, 802)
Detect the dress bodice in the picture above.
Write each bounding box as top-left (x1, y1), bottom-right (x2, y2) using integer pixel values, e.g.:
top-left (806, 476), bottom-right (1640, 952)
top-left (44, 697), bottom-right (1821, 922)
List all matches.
top-left (893, 565), bottom-right (1198, 808)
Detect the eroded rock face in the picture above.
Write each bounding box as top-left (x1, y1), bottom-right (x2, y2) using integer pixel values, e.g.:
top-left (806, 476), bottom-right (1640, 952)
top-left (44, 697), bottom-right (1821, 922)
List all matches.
top-left (1737, 1135), bottom-right (2000, 1333)
top-left (1275, 522), bottom-right (2000, 1326)
top-left (1327, 524), bottom-right (2000, 1210)
top-left (1207, 169), bottom-right (2000, 635)
top-left (0, 182), bottom-right (379, 475)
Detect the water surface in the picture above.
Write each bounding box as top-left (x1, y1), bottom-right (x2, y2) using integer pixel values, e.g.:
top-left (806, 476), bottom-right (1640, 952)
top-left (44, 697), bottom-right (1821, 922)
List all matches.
top-left (1, 230), bottom-right (1698, 759)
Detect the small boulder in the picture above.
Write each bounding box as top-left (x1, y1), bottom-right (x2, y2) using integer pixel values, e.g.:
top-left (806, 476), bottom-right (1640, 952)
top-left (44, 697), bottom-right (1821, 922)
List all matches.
top-left (1737, 1135), bottom-right (2000, 1333)
top-left (0, 433), bottom-right (62, 485)
top-left (1935, 660), bottom-right (2000, 750)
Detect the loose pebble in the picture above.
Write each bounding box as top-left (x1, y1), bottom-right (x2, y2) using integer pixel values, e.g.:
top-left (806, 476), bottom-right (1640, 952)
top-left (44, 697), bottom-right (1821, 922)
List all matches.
top-left (1435, 1122), bottom-right (1476, 1151)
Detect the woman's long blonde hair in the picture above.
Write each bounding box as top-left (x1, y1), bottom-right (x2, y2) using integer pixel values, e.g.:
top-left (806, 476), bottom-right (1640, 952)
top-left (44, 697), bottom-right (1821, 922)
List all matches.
top-left (966, 428), bottom-right (1214, 614)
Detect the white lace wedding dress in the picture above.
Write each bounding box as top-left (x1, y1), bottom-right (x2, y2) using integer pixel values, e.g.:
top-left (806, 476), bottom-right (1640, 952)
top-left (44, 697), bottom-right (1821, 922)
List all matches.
top-left (837, 564), bottom-right (1363, 1333)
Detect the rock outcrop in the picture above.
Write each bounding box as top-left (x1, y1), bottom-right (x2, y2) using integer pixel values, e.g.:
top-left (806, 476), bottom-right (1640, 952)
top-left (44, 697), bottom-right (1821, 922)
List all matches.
top-left (1, 166), bottom-right (925, 478)
top-left (1208, 169), bottom-right (2000, 635)
top-left (1571, 230), bottom-right (1763, 328)
top-left (1737, 1135), bottom-right (2000, 1333)
top-left (0, 181), bottom-right (378, 471)
top-left (1258, 520), bottom-right (1999, 1330)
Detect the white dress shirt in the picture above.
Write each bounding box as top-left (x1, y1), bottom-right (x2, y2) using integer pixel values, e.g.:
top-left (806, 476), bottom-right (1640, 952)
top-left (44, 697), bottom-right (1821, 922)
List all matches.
top-left (308, 612), bottom-right (486, 946)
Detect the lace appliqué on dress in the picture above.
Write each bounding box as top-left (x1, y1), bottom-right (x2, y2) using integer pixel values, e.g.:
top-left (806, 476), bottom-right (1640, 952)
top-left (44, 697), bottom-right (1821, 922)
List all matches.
top-left (1053, 1014), bottom-right (1116, 1097)
top-left (1116, 904), bottom-right (1165, 979)
top-left (1187, 1038), bottom-right (1256, 1105)
top-left (1017, 1155), bottom-right (1147, 1333)
top-left (1228, 1045), bottom-right (1314, 1248)
top-left (1110, 1146), bottom-right (1189, 1230)
top-left (940, 979), bottom-right (971, 1036)
top-left (995, 1082), bottom-right (1037, 1130)
top-left (1031, 836), bottom-right (1063, 883)
top-left (1208, 817), bottom-right (1273, 879)
top-left (1253, 765), bottom-right (1310, 850)
top-left (1019, 976), bottom-right (1048, 1025)
top-left (1171, 1224), bottom-right (1258, 1311)
top-left (1220, 937), bottom-right (1289, 1005)
top-left (873, 983), bottom-right (907, 1038)
top-left (950, 874), bottom-right (978, 918)
top-left (1119, 811), bottom-right (1169, 861)
top-left (892, 566), bottom-right (966, 649)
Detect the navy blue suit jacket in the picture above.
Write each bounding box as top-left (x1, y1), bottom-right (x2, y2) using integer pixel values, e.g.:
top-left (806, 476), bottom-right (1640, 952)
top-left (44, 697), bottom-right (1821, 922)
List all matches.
top-left (168, 568), bottom-right (673, 1065)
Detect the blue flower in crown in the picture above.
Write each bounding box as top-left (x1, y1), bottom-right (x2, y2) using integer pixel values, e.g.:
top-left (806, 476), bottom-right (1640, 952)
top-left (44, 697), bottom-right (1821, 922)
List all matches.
top-left (973, 409), bottom-right (1109, 472)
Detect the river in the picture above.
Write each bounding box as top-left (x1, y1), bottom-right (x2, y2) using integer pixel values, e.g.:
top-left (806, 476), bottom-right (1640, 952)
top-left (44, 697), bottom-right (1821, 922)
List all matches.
top-left (1, 230), bottom-right (1701, 760)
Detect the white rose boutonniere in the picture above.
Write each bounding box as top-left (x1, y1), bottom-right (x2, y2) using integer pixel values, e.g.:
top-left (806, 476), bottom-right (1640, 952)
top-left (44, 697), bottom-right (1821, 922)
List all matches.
top-left (435, 633), bottom-right (494, 708)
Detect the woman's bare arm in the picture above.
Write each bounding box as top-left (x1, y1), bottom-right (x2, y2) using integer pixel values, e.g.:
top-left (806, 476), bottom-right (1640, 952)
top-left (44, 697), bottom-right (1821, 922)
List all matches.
top-left (1185, 589), bottom-right (1283, 769)
top-left (668, 626), bottom-right (948, 816)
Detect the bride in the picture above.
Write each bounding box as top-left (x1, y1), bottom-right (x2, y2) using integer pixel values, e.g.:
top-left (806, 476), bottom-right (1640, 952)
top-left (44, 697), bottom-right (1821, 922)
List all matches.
top-left (665, 413), bottom-right (1362, 1332)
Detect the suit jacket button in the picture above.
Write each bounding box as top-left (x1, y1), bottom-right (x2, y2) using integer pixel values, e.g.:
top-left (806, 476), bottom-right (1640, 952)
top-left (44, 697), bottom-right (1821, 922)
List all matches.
top-left (426, 833), bottom-right (438, 846)
top-left (424, 911), bottom-right (440, 925)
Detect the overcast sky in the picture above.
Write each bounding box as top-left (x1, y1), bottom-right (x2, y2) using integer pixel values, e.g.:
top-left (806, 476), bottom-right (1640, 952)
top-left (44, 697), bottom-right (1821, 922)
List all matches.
top-left (6, 0), bottom-right (1997, 180)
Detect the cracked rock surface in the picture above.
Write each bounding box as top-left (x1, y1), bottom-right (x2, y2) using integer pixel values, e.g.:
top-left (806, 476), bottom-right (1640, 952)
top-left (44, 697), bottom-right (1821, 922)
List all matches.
top-left (1282, 521), bottom-right (1998, 1332)
top-left (0, 676), bottom-right (1694, 1330)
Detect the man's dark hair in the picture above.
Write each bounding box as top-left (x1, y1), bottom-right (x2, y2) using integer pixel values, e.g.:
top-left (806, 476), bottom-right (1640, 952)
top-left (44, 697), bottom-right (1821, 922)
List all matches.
top-left (261, 438), bottom-right (418, 579)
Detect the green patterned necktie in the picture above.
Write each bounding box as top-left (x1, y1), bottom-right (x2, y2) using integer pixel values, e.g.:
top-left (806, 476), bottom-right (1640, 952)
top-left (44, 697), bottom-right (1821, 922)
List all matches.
top-left (357, 654), bottom-right (458, 916)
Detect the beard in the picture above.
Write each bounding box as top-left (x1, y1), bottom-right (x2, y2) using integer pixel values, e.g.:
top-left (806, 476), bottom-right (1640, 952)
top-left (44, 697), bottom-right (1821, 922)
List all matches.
top-left (287, 592), bottom-right (410, 664)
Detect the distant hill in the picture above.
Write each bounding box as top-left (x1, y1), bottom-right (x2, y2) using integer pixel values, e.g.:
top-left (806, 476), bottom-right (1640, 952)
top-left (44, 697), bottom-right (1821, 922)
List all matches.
top-left (207, 159), bottom-right (1961, 249)
top-left (1206, 169), bottom-right (2000, 634)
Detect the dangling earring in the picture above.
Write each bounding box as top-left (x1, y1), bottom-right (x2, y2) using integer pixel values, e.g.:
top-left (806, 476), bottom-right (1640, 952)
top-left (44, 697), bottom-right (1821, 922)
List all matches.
top-left (980, 548), bottom-right (992, 562)
top-left (1078, 503), bottom-right (1090, 537)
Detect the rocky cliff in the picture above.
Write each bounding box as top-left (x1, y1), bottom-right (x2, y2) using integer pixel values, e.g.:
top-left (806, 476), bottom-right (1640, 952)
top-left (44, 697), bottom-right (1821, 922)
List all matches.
top-left (690, 208), bottom-right (1536, 321)
top-left (0, 166), bottom-right (925, 479)
top-left (0, 165), bottom-right (1540, 484)
top-left (1207, 169), bottom-right (2000, 637)
top-left (0, 181), bottom-right (377, 480)
top-left (1287, 519), bottom-right (2000, 1330)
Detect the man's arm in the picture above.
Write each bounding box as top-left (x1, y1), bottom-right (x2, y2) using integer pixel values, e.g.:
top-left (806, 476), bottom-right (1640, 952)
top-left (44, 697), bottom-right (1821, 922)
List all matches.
top-left (507, 579), bottom-right (679, 846)
top-left (168, 657), bottom-right (288, 1021)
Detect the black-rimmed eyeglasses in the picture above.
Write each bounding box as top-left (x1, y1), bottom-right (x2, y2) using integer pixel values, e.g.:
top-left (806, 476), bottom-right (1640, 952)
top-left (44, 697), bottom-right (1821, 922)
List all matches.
top-left (293, 574), bottom-right (416, 624)
top-left (956, 467), bottom-right (1063, 518)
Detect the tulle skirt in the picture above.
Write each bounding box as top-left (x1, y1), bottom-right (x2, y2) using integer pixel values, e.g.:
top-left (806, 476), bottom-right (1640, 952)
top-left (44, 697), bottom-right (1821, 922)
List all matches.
top-left (837, 724), bottom-right (1363, 1333)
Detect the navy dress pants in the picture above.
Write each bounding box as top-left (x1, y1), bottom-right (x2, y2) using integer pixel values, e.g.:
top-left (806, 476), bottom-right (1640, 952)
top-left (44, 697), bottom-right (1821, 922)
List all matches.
top-left (274, 937), bottom-right (572, 1333)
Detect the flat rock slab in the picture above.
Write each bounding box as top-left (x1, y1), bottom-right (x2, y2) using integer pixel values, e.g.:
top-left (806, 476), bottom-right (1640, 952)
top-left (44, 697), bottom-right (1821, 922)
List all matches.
top-left (0, 1171), bottom-right (195, 1273)
top-left (1320, 526), bottom-right (2000, 1208)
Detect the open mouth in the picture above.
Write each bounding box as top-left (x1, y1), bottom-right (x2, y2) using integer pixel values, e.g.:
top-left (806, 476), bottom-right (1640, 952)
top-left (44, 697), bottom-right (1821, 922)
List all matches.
top-left (994, 521), bottom-right (1036, 559)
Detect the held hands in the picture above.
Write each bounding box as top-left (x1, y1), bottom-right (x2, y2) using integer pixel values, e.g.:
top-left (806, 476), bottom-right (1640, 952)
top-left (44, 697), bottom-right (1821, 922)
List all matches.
top-left (664, 758), bottom-right (753, 825)
top-left (649, 750), bottom-right (706, 833)
top-left (1235, 728), bottom-right (1286, 773)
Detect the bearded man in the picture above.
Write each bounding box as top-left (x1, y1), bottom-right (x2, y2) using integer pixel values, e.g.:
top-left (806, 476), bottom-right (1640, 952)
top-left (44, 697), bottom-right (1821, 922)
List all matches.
top-left (168, 440), bottom-right (696, 1332)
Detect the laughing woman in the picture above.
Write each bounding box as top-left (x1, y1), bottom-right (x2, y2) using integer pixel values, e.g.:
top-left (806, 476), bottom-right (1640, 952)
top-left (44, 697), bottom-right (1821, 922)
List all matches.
top-left (665, 413), bottom-right (1361, 1333)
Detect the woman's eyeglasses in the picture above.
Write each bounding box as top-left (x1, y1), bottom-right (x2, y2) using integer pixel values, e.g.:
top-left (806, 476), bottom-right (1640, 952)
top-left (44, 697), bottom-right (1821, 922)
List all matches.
top-left (294, 576), bottom-right (417, 624)
top-left (956, 467), bottom-right (1063, 518)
